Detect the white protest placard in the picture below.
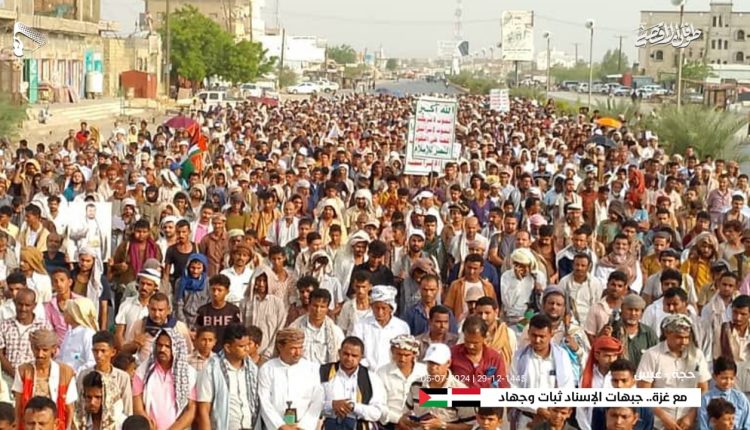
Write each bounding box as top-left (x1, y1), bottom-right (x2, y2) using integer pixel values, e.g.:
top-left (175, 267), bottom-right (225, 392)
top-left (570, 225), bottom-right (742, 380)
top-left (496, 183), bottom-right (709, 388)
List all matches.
top-left (405, 116), bottom-right (441, 175)
top-left (411, 97), bottom-right (457, 161)
top-left (489, 89), bottom-right (510, 112)
top-left (66, 202), bottom-right (113, 261)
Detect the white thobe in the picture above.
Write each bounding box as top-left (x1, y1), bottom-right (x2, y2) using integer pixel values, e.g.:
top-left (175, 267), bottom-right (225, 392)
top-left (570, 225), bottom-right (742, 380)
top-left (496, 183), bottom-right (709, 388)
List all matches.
top-left (576, 367), bottom-right (612, 430)
top-left (258, 358), bottom-right (324, 430)
top-left (267, 218), bottom-right (299, 247)
top-left (321, 366), bottom-right (386, 423)
top-left (351, 316), bottom-right (410, 370)
top-left (557, 274), bottom-right (605, 325)
top-left (377, 362), bottom-right (428, 424)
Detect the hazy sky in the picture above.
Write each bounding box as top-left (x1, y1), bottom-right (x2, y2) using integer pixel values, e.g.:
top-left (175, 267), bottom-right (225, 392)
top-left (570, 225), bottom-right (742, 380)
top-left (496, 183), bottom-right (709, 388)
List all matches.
top-left (101, 0), bottom-right (749, 61)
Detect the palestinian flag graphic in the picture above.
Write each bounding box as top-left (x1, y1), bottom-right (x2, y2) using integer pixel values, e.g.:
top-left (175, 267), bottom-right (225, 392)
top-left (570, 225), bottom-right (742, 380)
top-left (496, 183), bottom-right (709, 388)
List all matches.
top-left (419, 388), bottom-right (482, 408)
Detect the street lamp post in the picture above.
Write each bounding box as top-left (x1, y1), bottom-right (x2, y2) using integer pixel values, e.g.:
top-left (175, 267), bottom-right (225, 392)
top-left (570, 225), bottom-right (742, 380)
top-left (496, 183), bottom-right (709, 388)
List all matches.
top-left (673, 0), bottom-right (686, 110)
top-left (585, 19), bottom-right (595, 107)
top-left (543, 31), bottom-right (551, 100)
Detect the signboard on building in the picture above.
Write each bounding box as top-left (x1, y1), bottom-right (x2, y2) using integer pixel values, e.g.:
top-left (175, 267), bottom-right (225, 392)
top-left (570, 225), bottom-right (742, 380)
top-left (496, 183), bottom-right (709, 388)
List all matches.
top-left (635, 22), bottom-right (702, 48)
top-left (409, 97), bottom-right (457, 161)
top-left (490, 89), bottom-right (510, 112)
top-left (437, 40), bottom-right (457, 59)
top-left (501, 10), bottom-right (534, 62)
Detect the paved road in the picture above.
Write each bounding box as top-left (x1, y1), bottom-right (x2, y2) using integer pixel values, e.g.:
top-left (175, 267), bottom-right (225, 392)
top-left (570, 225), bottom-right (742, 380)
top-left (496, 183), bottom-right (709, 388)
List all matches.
top-left (372, 79), bottom-right (465, 96)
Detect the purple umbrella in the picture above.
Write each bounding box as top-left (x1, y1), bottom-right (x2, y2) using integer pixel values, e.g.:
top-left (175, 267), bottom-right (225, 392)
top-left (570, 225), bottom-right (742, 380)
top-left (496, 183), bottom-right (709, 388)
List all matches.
top-left (164, 115), bottom-right (196, 129)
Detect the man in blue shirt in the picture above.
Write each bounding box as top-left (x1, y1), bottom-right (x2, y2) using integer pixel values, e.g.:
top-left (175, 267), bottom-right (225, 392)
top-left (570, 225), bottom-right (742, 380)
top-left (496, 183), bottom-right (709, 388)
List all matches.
top-left (698, 356), bottom-right (750, 430)
top-left (591, 359), bottom-right (654, 430)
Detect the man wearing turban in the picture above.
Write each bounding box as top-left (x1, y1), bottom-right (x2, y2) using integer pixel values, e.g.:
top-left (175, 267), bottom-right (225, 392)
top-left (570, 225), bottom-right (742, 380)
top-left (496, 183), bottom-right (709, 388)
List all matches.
top-left (377, 335), bottom-right (428, 427)
top-left (258, 328), bottom-right (324, 430)
top-left (13, 329), bottom-right (77, 430)
top-left (352, 285), bottom-right (410, 370)
top-left (637, 314), bottom-right (711, 430)
top-left (577, 336), bottom-right (623, 430)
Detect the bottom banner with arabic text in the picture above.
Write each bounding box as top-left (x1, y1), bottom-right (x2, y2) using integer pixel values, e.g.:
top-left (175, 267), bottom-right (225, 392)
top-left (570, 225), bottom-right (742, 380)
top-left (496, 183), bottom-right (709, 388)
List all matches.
top-left (418, 387), bottom-right (701, 408)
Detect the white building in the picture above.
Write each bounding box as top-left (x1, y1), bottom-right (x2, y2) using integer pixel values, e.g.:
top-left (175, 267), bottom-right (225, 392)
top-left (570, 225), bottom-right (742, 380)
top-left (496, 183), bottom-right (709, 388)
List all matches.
top-left (261, 34), bottom-right (326, 71)
top-left (251, 0), bottom-right (265, 42)
top-left (536, 48), bottom-right (576, 70)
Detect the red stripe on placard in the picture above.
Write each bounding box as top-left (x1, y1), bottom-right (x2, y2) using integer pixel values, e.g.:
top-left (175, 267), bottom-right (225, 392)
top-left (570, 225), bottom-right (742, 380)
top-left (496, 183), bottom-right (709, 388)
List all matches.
top-left (452, 388), bottom-right (481, 395)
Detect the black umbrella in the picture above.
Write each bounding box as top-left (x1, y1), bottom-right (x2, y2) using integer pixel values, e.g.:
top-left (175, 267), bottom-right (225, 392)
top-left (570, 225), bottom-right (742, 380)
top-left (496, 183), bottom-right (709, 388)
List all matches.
top-left (589, 134), bottom-right (616, 148)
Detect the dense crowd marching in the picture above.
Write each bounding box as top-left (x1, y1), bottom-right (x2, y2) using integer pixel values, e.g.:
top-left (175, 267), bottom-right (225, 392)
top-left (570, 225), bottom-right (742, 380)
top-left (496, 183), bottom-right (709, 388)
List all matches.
top-left (0, 92), bottom-right (746, 430)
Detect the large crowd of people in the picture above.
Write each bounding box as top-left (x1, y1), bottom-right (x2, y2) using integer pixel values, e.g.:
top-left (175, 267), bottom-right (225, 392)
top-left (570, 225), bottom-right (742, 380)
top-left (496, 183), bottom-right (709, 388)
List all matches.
top-left (0, 91), bottom-right (744, 430)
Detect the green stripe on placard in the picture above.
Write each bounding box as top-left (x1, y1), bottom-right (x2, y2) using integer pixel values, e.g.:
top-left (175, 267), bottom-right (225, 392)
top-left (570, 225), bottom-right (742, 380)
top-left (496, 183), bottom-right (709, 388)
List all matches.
top-left (422, 400), bottom-right (449, 408)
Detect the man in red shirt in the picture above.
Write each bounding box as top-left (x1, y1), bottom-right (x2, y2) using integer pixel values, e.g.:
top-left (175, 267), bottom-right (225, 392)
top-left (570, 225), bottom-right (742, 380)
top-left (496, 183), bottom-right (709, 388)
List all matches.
top-left (74, 122), bottom-right (89, 146)
top-left (450, 315), bottom-right (509, 389)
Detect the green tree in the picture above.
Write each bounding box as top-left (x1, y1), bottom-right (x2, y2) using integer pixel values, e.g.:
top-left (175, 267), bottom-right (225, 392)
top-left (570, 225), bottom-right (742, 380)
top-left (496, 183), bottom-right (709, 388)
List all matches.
top-left (224, 40), bottom-right (276, 85)
top-left (327, 44), bottom-right (357, 65)
top-left (681, 60), bottom-right (714, 82)
top-left (448, 72), bottom-right (503, 95)
top-left (165, 6), bottom-right (233, 83)
top-left (278, 67), bottom-right (298, 88)
top-left (549, 62), bottom-right (600, 83)
top-left (0, 95), bottom-right (27, 139)
top-left (386, 58), bottom-right (398, 71)
top-left (344, 64), bottom-right (368, 80)
top-left (599, 49), bottom-right (629, 76)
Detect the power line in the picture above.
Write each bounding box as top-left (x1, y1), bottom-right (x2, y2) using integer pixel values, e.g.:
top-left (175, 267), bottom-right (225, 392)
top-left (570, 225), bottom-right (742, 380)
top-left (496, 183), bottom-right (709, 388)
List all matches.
top-left (277, 10), bottom-right (639, 34)
top-left (278, 10), bottom-right (499, 25)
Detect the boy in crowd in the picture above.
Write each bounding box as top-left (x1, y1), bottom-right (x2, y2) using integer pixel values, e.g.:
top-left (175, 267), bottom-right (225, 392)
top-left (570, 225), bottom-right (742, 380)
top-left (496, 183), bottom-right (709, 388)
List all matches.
top-left (699, 357), bottom-right (750, 430)
top-left (707, 398), bottom-right (736, 430)
top-left (475, 408), bottom-right (502, 430)
top-left (188, 326), bottom-right (217, 371)
top-left (0, 402), bottom-right (13, 430)
top-left (531, 407), bottom-right (575, 430)
top-left (247, 325), bottom-right (265, 367)
top-left (195, 274), bottom-right (241, 352)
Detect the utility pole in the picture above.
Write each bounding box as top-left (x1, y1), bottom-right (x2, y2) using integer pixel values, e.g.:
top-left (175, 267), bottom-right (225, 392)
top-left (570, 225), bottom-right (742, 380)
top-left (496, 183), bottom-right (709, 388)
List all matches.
top-left (573, 43), bottom-right (579, 64)
top-left (277, 27), bottom-right (285, 89)
top-left (248, 0), bottom-right (253, 42)
top-left (275, 0), bottom-right (280, 31)
top-left (615, 35), bottom-right (625, 72)
top-left (165, 0), bottom-right (170, 98)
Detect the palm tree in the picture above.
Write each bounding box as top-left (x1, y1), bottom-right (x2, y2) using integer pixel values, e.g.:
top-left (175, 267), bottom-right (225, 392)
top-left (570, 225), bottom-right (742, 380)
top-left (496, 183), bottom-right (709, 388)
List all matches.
top-left (593, 99), bottom-right (640, 122)
top-left (649, 104), bottom-right (748, 160)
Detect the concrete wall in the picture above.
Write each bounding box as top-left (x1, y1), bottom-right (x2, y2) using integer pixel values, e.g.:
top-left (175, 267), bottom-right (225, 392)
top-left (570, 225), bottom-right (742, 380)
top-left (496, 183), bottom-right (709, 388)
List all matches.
top-left (146, 0), bottom-right (263, 41)
top-left (102, 35), bottom-right (163, 97)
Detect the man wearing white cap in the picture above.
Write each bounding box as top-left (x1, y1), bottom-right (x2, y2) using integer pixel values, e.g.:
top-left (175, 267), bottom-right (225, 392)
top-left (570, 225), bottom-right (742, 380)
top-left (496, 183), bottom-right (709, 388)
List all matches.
top-left (399, 343), bottom-right (474, 430)
top-left (409, 191), bottom-right (443, 234)
top-left (352, 285), bottom-right (410, 370)
top-left (553, 177), bottom-right (582, 221)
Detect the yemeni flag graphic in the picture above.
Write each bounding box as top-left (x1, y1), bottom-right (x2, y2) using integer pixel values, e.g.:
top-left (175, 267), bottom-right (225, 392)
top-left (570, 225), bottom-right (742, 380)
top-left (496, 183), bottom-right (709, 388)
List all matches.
top-left (419, 388), bottom-right (481, 408)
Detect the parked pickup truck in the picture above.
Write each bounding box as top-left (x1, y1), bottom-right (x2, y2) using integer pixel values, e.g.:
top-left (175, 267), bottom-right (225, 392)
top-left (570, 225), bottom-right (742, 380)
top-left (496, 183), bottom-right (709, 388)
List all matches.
top-left (195, 90), bottom-right (243, 109)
